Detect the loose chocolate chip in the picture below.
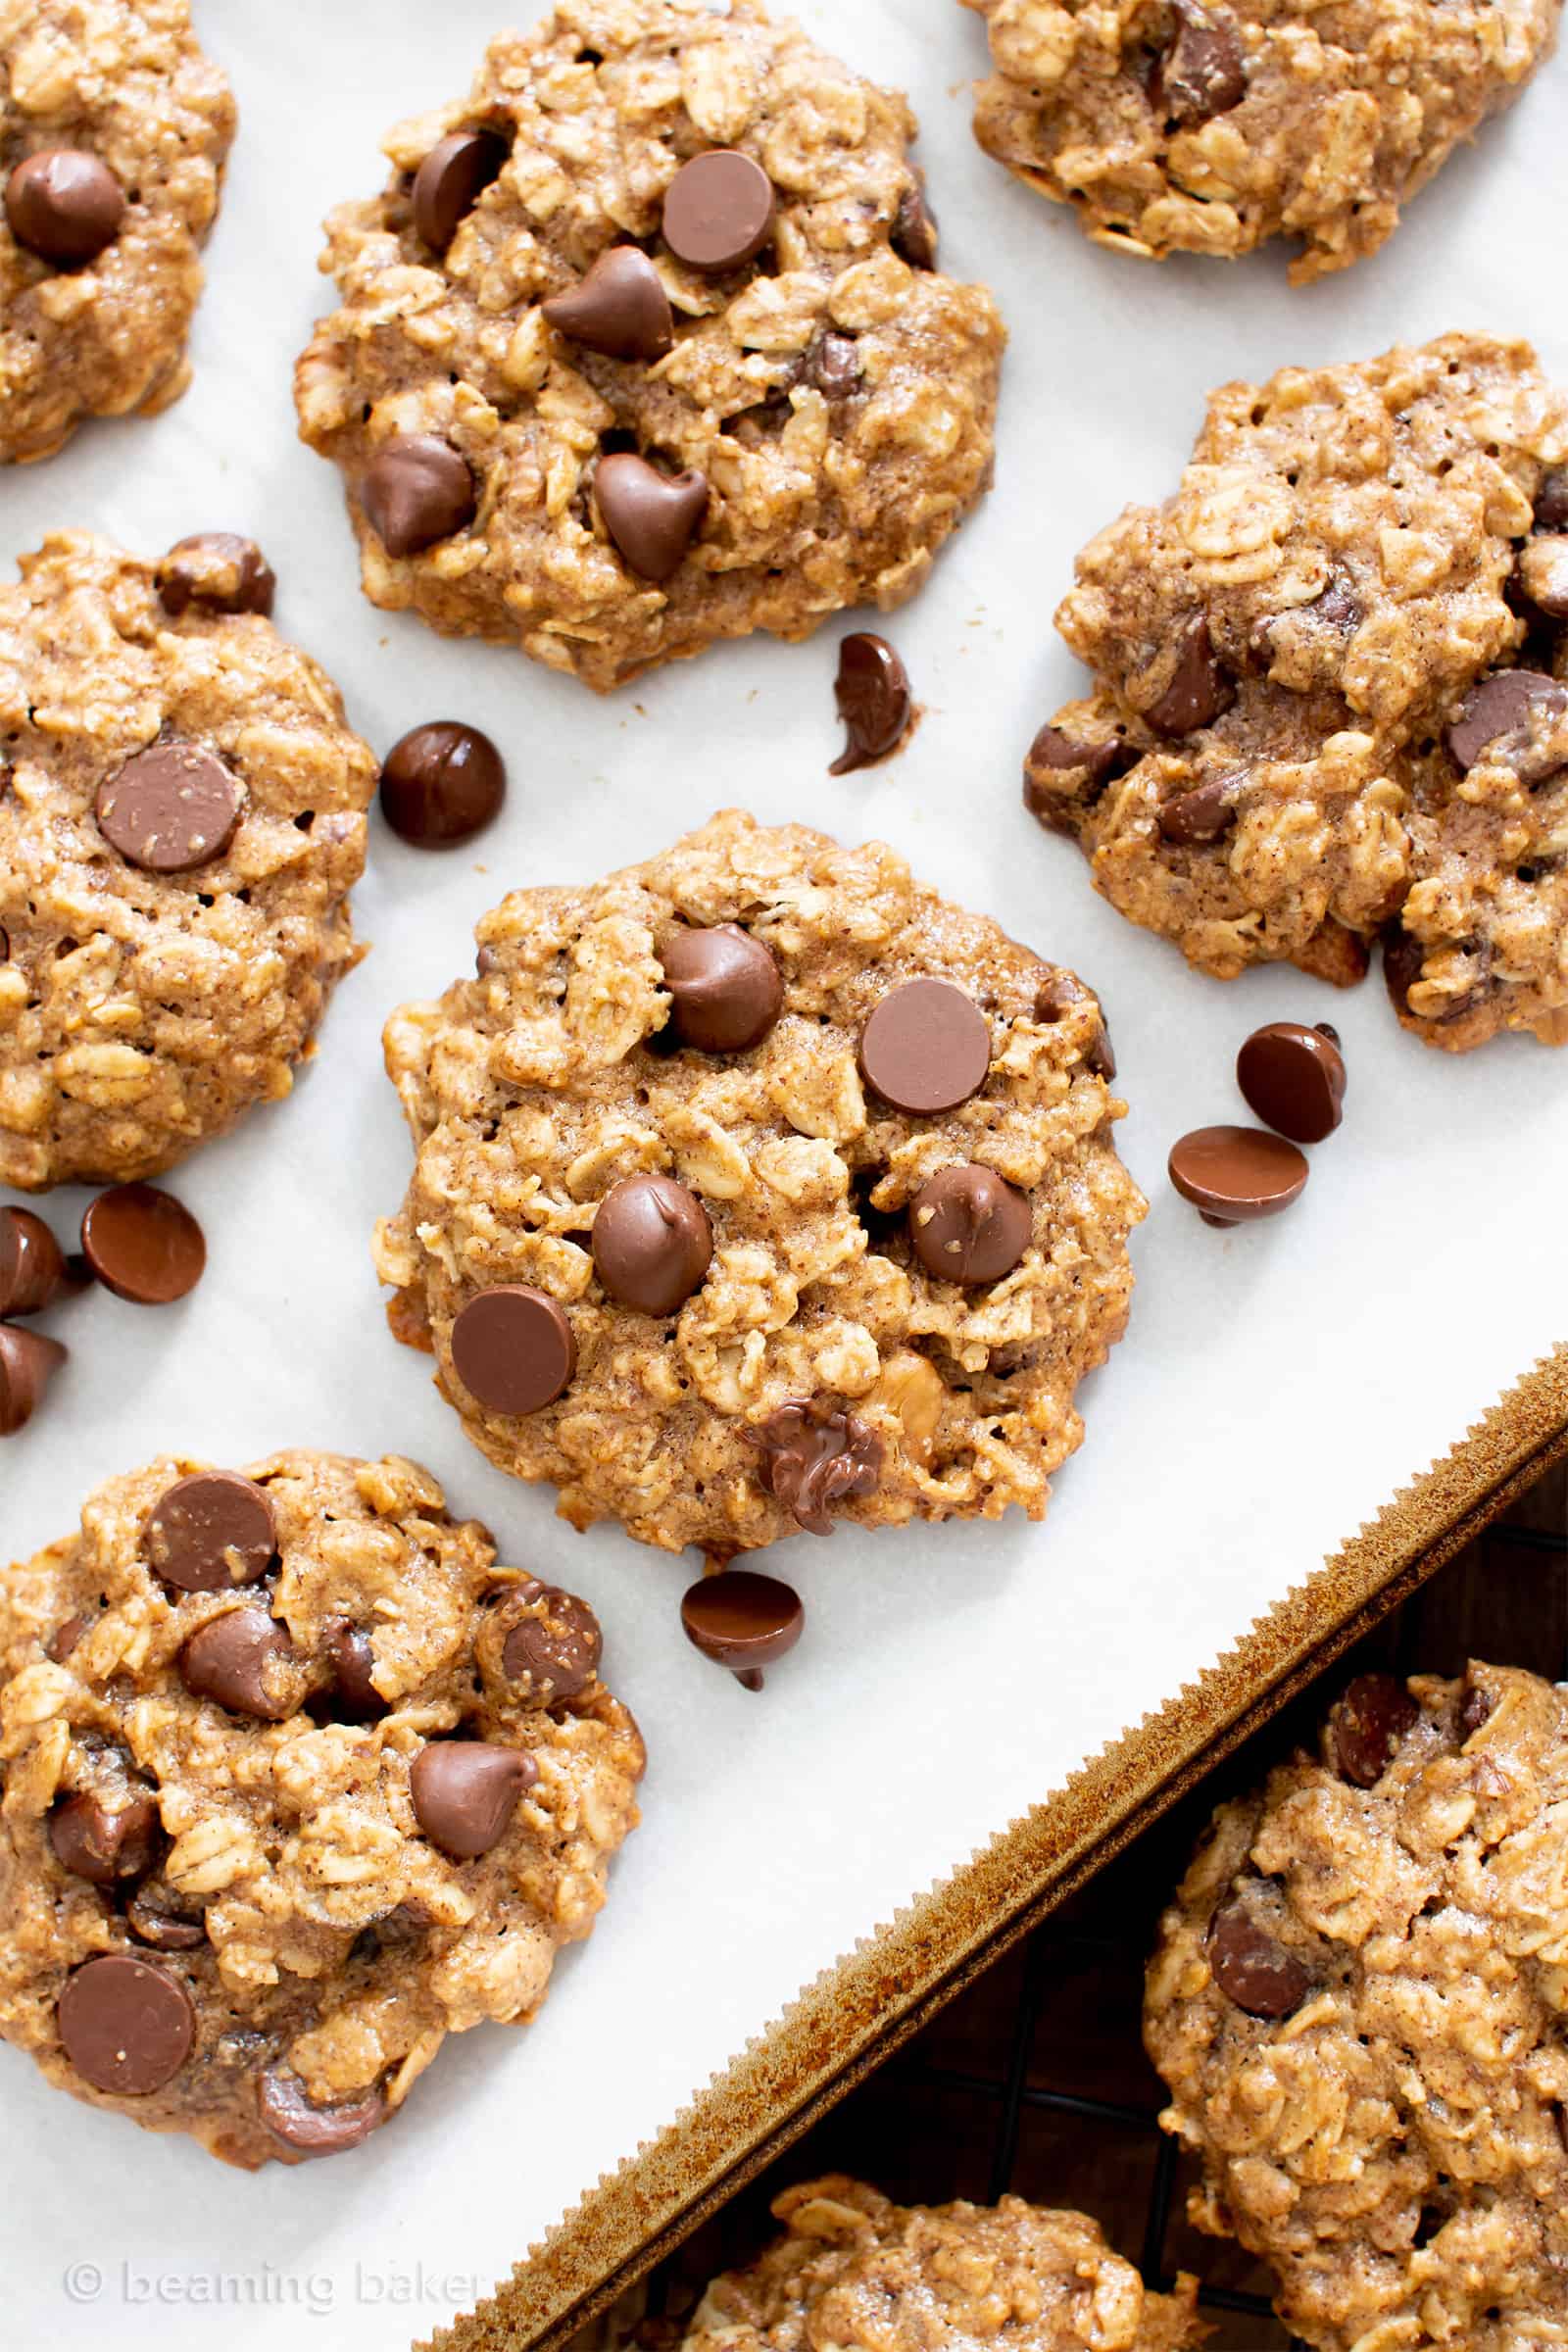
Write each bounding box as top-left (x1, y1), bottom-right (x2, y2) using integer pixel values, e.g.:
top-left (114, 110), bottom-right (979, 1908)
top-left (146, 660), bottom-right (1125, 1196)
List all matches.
top-left (126, 1886), bottom-right (207, 1952)
top-left (1145, 618), bottom-right (1234, 738)
top-left (144, 1471), bottom-right (276, 1595)
top-left (0, 1324), bottom-right (67, 1436)
top-left (1236, 1020), bottom-right (1347, 1146)
top-left (58, 1954), bottom-right (195, 2094)
top-left (661, 924), bottom-right (783, 1053)
top-left (752, 1400), bottom-right (883, 1537)
top-left (593, 1173), bottom-right (712, 1315)
top-left (497, 1586), bottom-right (603, 1702)
top-left (157, 533), bottom-right (275, 619)
top-left (49, 1792), bottom-right (160, 1887)
top-left (0, 1204), bottom-right (67, 1316)
top-left (5, 148), bottom-right (124, 267)
top-left (662, 149), bottom-right (775, 272)
top-left (891, 179), bottom-right (939, 270)
top-left (1158, 777), bottom-right (1236, 845)
top-left (1329, 1671), bottom-right (1419, 1788)
top-left (1168, 1126), bottom-right (1308, 1224)
top-left (450, 1286), bottom-right (576, 1416)
top-left (258, 2068), bottom-right (387, 2159)
top-left (48, 1613), bottom-right (88, 1664)
top-left (361, 435), bottom-right (476, 559)
top-left (1446, 668), bottom-right (1568, 781)
top-left (180, 1610), bottom-right (295, 1719)
top-left (909, 1164), bottom-right (1032, 1285)
top-left (801, 332), bottom-right (861, 399)
top-left (324, 1622), bottom-right (386, 1719)
top-left (1024, 723), bottom-right (1127, 804)
top-left (543, 246), bottom-right (673, 361)
top-left (829, 633), bottom-right (911, 775)
top-left (1152, 1), bottom-right (1247, 124)
top-left (80, 1183), bottom-right (206, 1304)
top-left (411, 1740), bottom-right (536, 1859)
top-left (1207, 1902), bottom-right (1311, 2020)
top-left (1459, 1679), bottom-right (1494, 1740)
top-left (681, 1569), bottom-right (804, 1677)
top-left (412, 129), bottom-right (509, 252)
top-left (595, 453), bottom-right (709, 580)
top-left (1536, 468), bottom-right (1568, 531)
top-left (95, 739), bottom-right (245, 874)
top-left (1517, 536), bottom-right (1568, 621)
top-left (379, 721), bottom-right (506, 848)
top-left (858, 978), bottom-right (991, 1115)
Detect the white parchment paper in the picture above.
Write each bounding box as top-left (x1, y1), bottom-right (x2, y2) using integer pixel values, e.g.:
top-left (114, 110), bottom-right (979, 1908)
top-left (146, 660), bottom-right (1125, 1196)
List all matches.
top-left (3, 3), bottom-right (1567, 2343)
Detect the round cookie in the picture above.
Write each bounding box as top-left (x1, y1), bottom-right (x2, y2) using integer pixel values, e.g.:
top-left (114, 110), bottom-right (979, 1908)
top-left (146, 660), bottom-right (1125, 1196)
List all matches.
top-left (1, 0), bottom-right (235, 464)
top-left (681, 2176), bottom-right (1201, 2352)
top-left (293, 0), bottom-right (1004, 693)
top-left (1024, 333), bottom-right (1568, 1053)
top-left (960, 0), bottom-right (1561, 284)
top-left (1145, 1663), bottom-right (1568, 2352)
top-left (375, 810), bottom-right (1145, 1557)
top-left (0, 1449), bottom-right (643, 2166)
top-left (0, 532), bottom-right (378, 1189)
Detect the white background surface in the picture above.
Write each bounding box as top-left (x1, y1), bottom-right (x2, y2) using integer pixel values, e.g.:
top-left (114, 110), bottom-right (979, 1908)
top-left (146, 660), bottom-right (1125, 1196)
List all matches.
top-left (3, 3), bottom-right (1567, 2344)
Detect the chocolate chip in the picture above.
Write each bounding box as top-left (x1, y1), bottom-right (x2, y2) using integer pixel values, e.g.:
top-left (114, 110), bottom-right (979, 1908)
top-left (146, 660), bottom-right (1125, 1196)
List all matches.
top-left (1158, 777), bottom-right (1236, 845)
top-left (126, 1886), bottom-right (206, 1952)
top-left (180, 1610), bottom-right (295, 1719)
top-left (661, 924), bottom-right (782, 1052)
top-left (157, 534), bottom-right (275, 619)
top-left (410, 1740), bottom-right (536, 1858)
top-left (144, 1471), bottom-right (276, 1594)
top-left (1516, 536), bottom-right (1568, 621)
top-left (593, 1173), bottom-right (711, 1315)
top-left (1023, 723), bottom-right (1127, 807)
top-left (1446, 668), bottom-right (1568, 781)
top-left (1152, 2), bottom-right (1247, 125)
top-left (751, 1400), bottom-right (882, 1537)
top-left (1236, 1020), bottom-right (1347, 1145)
top-left (595, 453), bottom-right (709, 580)
top-left (258, 2068), bottom-right (387, 2159)
top-left (412, 129), bottom-right (508, 252)
top-left (48, 1613), bottom-right (88, 1664)
top-left (909, 1165), bottom-right (1032, 1285)
top-left (95, 739), bottom-right (245, 874)
top-left (829, 633), bottom-right (911, 775)
top-left (450, 1286), bottom-right (576, 1415)
top-left (361, 435), bottom-right (476, 559)
top-left (495, 1586), bottom-right (602, 1703)
top-left (379, 722), bottom-right (505, 848)
top-left (1458, 1679), bottom-right (1494, 1740)
top-left (325, 1622), bottom-right (386, 1719)
top-left (1329, 1672), bottom-right (1419, 1788)
top-left (858, 978), bottom-right (991, 1115)
top-left (0, 1204), bottom-right (67, 1316)
top-left (0, 1324), bottom-right (67, 1436)
top-left (1145, 618), bottom-right (1234, 738)
top-left (1167, 1126), bottom-right (1308, 1224)
top-left (543, 246), bottom-right (673, 361)
top-left (1536, 468), bottom-right (1568, 531)
top-left (891, 179), bottom-right (939, 270)
top-left (1306, 571), bottom-right (1362, 633)
top-left (681, 1569), bottom-right (804, 1679)
top-left (801, 332), bottom-right (861, 399)
top-left (80, 1184), bottom-right (206, 1304)
top-left (1207, 1902), bottom-right (1311, 2020)
top-left (1381, 922), bottom-right (1426, 1019)
top-left (5, 148), bottom-right (124, 267)
top-left (661, 150), bottom-right (775, 272)
top-left (48, 1792), bottom-right (160, 1887)
top-left (58, 1955), bottom-right (194, 2094)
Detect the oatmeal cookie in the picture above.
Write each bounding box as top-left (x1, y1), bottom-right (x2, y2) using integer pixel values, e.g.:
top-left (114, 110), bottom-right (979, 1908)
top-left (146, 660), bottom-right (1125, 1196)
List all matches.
top-left (681, 2176), bottom-right (1201, 2352)
top-left (293, 0), bottom-right (1004, 693)
top-left (0, 1448), bottom-right (643, 2166)
top-left (961, 0), bottom-right (1560, 284)
top-left (1025, 333), bottom-right (1568, 1052)
top-left (1, 0), bottom-right (234, 464)
top-left (375, 811), bottom-right (1144, 1558)
top-left (0, 531), bottom-right (378, 1189)
top-left (1145, 1663), bottom-right (1568, 2352)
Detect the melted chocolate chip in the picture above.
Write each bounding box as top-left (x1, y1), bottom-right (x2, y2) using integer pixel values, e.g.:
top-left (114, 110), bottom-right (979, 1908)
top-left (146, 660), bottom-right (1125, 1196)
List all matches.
top-left (258, 2068), bottom-right (387, 2159)
top-left (752, 1400), bottom-right (882, 1537)
top-left (1158, 777), bottom-right (1236, 845)
top-left (891, 179), bottom-right (939, 270)
top-left (157, 534), bottom-right (275, 619)
top-left (1145, 619), bottom-right (1234, 738)
top-left (829, 633), bottom-right (911, 774)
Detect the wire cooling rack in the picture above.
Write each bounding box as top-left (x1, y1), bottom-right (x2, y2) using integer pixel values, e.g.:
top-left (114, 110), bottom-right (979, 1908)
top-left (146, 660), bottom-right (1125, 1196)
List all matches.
top-left (617, 1462), bottom-right (1568, 2352)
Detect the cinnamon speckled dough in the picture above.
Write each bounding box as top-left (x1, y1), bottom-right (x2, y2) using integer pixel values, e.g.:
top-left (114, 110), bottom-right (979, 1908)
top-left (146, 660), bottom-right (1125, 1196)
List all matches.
top-left (375, 811), bottom-right (1144, 1558)
top-left (0, 533), bottom-right (378, 1189)
top-left (293, 0), bottom-right (1004, 693)
top-left (1027, 333), bottom-right (1568, 1052)
top-left (0, 1450), bottom-right (643, 2167)
top-left (961, 0), bottom-right (1560, 284)
top-left (1145, 1663), bottom-right (1568, 2352)
top-left (1, 0), bottom-right (234, 463)
top-left (683, 2177), bottom-right (1201, 2352)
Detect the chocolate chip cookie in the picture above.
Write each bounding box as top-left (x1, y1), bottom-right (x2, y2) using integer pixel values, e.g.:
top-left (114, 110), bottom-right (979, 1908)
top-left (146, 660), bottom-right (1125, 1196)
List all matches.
top-left (1146, 1663), bottom-right (1568, 2351)
top-left (0, 531), bottom-right (377, 1189)
top-left (375, 810), bottom-right (1144, 1558)
top-left (0, 1449), bottom-right (642, 2165)
top-left (681, 2177), bottom-right (1200, 2352)
top-left (1026, 333), bottom-right (1568, 1052)
top-left (2, 0), bottom-right (235, 464)
top-left (961, 0), bottom-right (1561, 284)
top-left (293, 0), bottom-right (1004, 693)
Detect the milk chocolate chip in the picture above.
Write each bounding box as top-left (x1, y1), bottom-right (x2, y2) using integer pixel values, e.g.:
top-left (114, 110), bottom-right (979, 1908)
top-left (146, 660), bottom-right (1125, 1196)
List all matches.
top-left (661, 925), bottom-right (783, 1053)
top-left (662, 150), bottom-right (775, 272)
top-left (80, 1184), bottom-right (206, 1303)
top-left (158, 534), bottom-right (276, 618)
top-left (410, 1741), bottom-right (536, 1859)
top-left (858, 979), bottom-right (990, 1115)
top-left (681, 1568), bottom-right (804, 1688)
top-left (450, 1287), bottom-right (576, 1415)
top-left (361, 436), bottom-right (476, 559)
top-left (0, 1324), bottom-right (67, 1436)
top-left (6, 148), bottom-right (124, 266)
top-left (593, 1173), bottom-right (711, 1315)
top-left (1236, 1021), bottom-right (1347, 1145)
top-left (1207, 1902), bottom-right (1312, 2020)
top-left (1329, 1672), bottom-right (1419, 1788)
top-left (595, 454), bottom-right (709, 580)
top-left (144, 1471), bottom-right (276, 1595)
top-left (908, 1165), bottom-right (1031, 1285)
top-left (412, 129), bottom-right (508, 252)
top-left (0, 1205), bottom-right (67, 1316)
top-left (258, 2068), bottom-right (387, 2159)
top-left (58, 1955), bottom-right (194, 2094)
top-left (1168, 1126), bottom-right (1308, 1225)
top-left (95, 740), bottom-right (245, 874)
top-left (543, 245), bottom-right (674, 361)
